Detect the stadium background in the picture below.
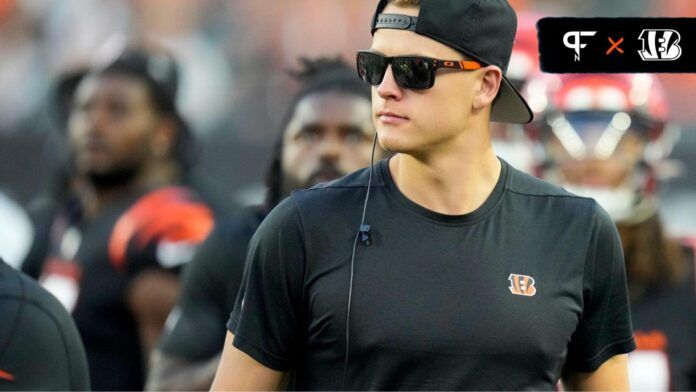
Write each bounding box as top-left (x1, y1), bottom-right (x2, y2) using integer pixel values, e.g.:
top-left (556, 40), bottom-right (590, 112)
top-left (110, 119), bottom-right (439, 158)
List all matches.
top-left (0, 0), bottom-right (694, 236)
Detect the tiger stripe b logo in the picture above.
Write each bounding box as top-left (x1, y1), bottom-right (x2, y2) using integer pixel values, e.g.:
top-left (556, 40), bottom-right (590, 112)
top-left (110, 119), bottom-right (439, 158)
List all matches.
top-left (508, 274), bottom-right (536, 296)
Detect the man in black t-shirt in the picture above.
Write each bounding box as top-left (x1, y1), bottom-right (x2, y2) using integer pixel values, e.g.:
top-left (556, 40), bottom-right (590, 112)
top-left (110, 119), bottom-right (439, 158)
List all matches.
top-left (212, 1), bottom-right (635, 390)
top-left (146, 57), bottom-right (381, 391)
top-left (0, 257), bottom-right (90, 391)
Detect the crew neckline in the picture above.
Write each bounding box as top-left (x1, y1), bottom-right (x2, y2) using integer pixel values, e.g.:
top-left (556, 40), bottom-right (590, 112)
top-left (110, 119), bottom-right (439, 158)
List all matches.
top-left (379, 157), bottom-right (509, 225)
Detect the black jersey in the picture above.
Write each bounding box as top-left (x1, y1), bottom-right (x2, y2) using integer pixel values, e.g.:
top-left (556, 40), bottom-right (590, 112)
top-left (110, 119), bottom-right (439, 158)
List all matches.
top-left (21, 171), bottom-right (234, 279)
top-left (159, 207), bottom-right (266, 360)
top-left (627, 242), bottom-right (696, 390)
top-left (229, 158), bottom-right (635, 390)
top-left (27, 186), bottom-right (214, 391)
top-left (0, 258), bottom-right (90, 391)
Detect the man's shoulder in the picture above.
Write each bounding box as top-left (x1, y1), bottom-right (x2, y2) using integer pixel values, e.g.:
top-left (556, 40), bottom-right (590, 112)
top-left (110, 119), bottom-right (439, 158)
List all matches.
top-left (258, 165), bottom-right (379, 239)
top-left (214, 206), bottom-right (266, 245)
top-left (108, 186), bottom-right (216, 272)
top-left (0, 259), bottom-right (79, 345)
top-left (300, 164), bottom-right (375, 191)
top-left (506, 164), bottom-right (593, 203)
top-left (290, 164), bottom-right (378, 207)
top-left (189, 208), bottom-right (266, 273)
top-left (0, 259), bottom-right (89, 390)
top-left (503, 164), bottom-right (603, 228)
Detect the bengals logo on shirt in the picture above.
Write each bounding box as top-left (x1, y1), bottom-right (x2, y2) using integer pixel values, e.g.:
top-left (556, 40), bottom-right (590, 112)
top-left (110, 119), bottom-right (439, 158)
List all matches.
top-left (508, 273), bottom-right (537, 296)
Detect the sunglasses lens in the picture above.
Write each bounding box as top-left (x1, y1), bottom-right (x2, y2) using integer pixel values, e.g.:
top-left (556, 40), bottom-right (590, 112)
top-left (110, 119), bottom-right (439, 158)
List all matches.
top-left (392, 57), bottom-right (433, 89)
top-left (357, 52), bottom-right (387, 86)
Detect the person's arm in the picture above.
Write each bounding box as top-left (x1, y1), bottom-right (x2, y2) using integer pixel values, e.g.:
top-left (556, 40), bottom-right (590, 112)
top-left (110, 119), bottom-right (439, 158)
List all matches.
top-left (211, 332), bottom-right (287, 391)
top-left (115, 187), bottom-right (215, 357)
top-left (213, 198), bottom-right (306, 389)
top-left (563, 354), bottom-right (629, 391)
top-left (127, 269), bottom-right (180, 355)
top-left (146, 349), bottom-right (221, 391)
top-left (147, 220), bottom-right (252, 391)
top-left (563, 204), bottom-right (635, 388)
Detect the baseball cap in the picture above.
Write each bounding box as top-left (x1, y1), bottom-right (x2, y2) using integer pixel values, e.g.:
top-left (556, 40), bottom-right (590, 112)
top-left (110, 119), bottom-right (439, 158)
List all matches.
top-left (98, 48), bottom-right (180, 114)
top-left (54, 48), bottom-right (183, 128)
top-left (55, 48), bottom-right (197, 169)
top-left (370, 0), bottom-right (534, 124)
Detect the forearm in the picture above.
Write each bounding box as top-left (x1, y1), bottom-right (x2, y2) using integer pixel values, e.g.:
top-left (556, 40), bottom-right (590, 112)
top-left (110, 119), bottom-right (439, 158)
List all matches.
top-left (146, 349), bottom-right (221, 391)
top-left (211, 332), bottom-right (287, 391)
top-left (127, 270), bottom-right (181, 359)
top-left (563, 354), bottom-right (629, 391)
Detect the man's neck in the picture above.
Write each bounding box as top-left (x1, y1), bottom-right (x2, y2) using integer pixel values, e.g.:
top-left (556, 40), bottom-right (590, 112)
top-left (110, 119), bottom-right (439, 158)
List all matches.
top-left (388, 129), bottom-right (501, 216)
top-left (81, 162), bottom-right (175, 219)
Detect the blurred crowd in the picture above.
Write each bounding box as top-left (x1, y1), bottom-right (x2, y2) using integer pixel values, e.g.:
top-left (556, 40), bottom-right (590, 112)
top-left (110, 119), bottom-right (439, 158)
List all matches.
top-left (0, 0), bottom-right (695, 390)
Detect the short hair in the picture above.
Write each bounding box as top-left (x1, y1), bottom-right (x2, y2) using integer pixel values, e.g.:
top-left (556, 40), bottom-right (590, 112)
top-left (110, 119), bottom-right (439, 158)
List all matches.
top-left (388, 0), bottom-right (420, 7)
top-left (264, 57), bottom-right (370, 209)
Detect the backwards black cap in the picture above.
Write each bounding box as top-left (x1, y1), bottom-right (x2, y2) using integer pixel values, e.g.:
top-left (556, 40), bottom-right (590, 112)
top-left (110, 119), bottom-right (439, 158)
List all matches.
top-left (371, 0), bottom-right (533, 124)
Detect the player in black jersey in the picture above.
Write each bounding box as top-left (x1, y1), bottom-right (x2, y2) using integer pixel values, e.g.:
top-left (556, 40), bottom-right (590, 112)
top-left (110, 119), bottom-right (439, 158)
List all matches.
top-left (212, 0), bottom-right (634, 390)
top-left (0, 257), bottom-right (89, 391)
top-left (146, 57), bottom-right (381, 391)
top-left (526, 72), bottom-right (696, 390)
top-left (21, 47), bottom-right (216, 390)
top-left (22, 46), bottom-right (234, 282)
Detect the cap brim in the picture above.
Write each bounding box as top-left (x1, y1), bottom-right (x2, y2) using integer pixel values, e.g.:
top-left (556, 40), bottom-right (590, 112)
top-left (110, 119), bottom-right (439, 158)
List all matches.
top-left (53, 69), bottom-right (88, 130)
top-left (491, 75), bottom-right (533, 124)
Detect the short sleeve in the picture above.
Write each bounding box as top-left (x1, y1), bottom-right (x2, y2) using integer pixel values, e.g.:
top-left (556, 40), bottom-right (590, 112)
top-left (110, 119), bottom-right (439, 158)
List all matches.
top-left (227, 197), bottom-right (306, 371)
top-left (564, 203), bottom-right (636, 372)
top-left (108, 187), bottom-right (215, 276)
top-left (159, 219), bottom-right (249, 360)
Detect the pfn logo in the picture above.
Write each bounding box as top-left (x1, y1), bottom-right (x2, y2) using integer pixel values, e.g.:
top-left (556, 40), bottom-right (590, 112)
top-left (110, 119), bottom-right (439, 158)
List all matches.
top-left (638, 29), bottom-right (682, 61)
top-left (508, 274), bottom-right (537, 297)
top-left (563, 31), bottom-right (597, 61)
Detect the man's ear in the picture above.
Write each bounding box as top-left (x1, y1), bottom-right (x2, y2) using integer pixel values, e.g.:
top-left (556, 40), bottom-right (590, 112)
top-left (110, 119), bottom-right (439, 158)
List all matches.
top-left (473, 66), bottom-right (502, 110)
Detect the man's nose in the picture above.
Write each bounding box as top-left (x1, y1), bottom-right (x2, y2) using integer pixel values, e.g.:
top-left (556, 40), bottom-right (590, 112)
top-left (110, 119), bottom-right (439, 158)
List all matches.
top-left (376, 65), bottom-right (404, 101)
top-left (319, 136), bottom-right (341, 158)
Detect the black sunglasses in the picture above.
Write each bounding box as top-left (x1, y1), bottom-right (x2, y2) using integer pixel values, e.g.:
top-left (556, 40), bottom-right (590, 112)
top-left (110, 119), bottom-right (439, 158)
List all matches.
top-left (356, 50), bottom-right (482, 90)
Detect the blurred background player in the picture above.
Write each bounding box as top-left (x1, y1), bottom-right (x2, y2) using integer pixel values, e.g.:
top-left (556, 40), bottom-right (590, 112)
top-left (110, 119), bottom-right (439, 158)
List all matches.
top-left (524, 73), bottom-right (696, 390)
top-left (0, 256), bottom-right (89, 390)
top-left (20, 47), bottom-right (216, 391)
top-left (146, 56), bottom-right (383, 391)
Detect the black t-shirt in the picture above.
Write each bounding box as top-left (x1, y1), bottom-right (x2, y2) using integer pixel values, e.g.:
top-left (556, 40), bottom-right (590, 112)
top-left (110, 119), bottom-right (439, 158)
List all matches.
top-left (25, 186), bottom-right (214, 391)
top-left (0, 258), bottom-right (90, 391)
top-left (228, 158), bottom-right (636, 390)
top-left (628, 243), bottom-right (696, 390)
top-left (159, 207), bottom-right (266, 360)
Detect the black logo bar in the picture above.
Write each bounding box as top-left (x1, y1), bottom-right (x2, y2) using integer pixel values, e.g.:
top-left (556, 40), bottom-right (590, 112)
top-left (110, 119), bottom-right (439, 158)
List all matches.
top-left (538, 18), bottom-right (696, 73)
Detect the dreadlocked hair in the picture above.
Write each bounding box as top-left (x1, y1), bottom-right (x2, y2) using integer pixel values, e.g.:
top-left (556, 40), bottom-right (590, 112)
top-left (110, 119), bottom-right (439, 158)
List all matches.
top-left (264, 56), bottom-right (371, 209)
